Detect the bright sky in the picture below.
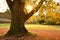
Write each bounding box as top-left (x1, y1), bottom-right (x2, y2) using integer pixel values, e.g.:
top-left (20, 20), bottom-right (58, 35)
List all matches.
top-left (26, 5), bottom-right (33, 13)
top-left (0, 0), bottom-right (8, 13)
top-left (0, 0), bottom-right (60, 13)
top-left (53, 0), bottom-right (60, 3)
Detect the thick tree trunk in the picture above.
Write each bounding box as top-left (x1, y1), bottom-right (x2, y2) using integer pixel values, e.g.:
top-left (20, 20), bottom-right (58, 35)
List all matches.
top-left (6, 18), bottom-right (28, 36)
top-left (6, 14), bottom-right (28, 35)
top-left (6, 1), bottom-right (28, 36)
top-left (6, 0), bottom-right (45, 36)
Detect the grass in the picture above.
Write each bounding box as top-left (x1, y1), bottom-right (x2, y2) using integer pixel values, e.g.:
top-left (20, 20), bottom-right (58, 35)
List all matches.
top-left (0, 23), bottom-right (10, 28)
top-left (0, 23), bottom-right (60, 30)
top-left (0, 23), bottom-right (60, 40)
top-left (25, 24), bottom-right (60, 30)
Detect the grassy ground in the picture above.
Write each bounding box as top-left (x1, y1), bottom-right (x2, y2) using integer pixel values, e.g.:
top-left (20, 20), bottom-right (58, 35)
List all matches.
top-left (0, 23), bottom-right (10, 28)
top-left (0, 23), bottom-right (60, 30)
top-left (25, 24), bottom-right (60, 40)
top-left (25, 24), bottom-right (60, 30)
top-left (0, 23), bottom-right (60, 40)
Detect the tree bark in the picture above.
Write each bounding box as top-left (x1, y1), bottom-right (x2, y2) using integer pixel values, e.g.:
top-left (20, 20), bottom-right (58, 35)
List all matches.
top-left (6, 0), bottom-right (45, 36)
top-left (6, 11), bottom-right (28, 35)
top-left (6, 0), bottom-right (28, 36)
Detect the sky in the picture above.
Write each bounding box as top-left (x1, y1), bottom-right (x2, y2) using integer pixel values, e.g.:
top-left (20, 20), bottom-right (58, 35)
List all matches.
top-left (53, 0), bottom-right (60, 3)
top-left (0, 0), bottom-right (60, 13)
top-left (0, 0), bottom-right (8, 13)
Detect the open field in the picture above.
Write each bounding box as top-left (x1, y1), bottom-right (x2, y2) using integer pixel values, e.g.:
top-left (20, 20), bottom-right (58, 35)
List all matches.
top-left (0, 23), bottom-right (60, 30)
top-left (25, 24), bottom-right (60, 40)
top-left (0, 23), bottom-right (60, 40)
top-left (25, 24), bottom-right (60, 30)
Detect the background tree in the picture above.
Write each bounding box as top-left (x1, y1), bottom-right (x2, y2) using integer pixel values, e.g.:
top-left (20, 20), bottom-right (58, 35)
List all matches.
top-left (6, 0), bottom-right (45, 36)
top-left (38, 0), bottom-right (60, 25)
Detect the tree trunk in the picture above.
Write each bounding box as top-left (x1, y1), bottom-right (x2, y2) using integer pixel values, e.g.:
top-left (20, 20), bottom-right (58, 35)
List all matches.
top-left (6, 1), bottom-right (28, 36)
top-left (6, 17), bottom-right (28, 36)
top-left (6, 15), bottom-right (28, 36)
top-left (6, 0), bottom-right (45, 36)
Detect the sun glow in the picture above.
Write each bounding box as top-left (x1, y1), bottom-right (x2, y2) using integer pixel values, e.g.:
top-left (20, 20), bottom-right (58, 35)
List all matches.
top-left (34, 11), bottom-right (39, 16)
top-left (53, 0), bottom-right (60, 3)
top-left (0, 0), bottom-right (8, 13)
top-left (26, 5), bottom-right (33, 13)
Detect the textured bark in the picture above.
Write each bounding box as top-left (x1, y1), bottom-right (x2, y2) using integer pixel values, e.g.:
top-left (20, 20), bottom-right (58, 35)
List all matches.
top-left (6, 0), bottom-right (45, 36)
top-left (6, 0), bottom-right (28, 36)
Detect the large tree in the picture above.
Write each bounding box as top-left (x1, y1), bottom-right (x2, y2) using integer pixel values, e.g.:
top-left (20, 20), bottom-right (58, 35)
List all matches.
top-left (6, 0), bottom-right (45, 36)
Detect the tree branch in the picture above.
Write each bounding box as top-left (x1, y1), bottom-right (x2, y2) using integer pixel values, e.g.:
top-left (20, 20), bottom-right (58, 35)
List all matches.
top-left (25, 0), bottom-right (45, 21)
top-left (6, 0), bottom-right (13, 10)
